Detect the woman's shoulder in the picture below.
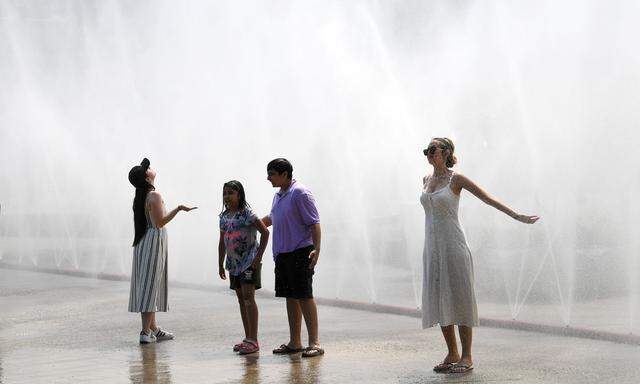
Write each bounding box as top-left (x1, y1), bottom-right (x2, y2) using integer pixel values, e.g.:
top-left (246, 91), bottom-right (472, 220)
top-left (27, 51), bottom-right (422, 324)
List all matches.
top-left (450, 172), bottom-right (471, 188)
top-left (450, 172), bottom-right (468, 181)
top-left (148, 190), bottom-right (162, 199)
top-left (146, 191), bottom-right (162, 205)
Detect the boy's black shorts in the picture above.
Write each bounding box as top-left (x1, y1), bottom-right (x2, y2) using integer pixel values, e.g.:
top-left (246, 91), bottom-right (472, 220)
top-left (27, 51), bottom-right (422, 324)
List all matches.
top-left (274, 245), bottom-right (315, 299)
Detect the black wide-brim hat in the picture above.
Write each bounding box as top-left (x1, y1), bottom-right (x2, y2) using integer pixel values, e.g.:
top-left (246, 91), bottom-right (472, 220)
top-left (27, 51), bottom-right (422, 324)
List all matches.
top-left (128, 158), bottom-right (150, 188)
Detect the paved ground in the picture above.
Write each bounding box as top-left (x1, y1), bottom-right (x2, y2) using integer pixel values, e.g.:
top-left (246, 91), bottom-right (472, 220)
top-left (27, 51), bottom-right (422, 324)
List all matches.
top-left (1, 268), bottom-right (639, 384)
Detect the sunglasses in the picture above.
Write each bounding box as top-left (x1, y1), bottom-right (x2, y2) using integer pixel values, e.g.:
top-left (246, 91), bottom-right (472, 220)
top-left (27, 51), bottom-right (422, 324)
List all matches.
top-left (423, 145), bottom-right (444, 156)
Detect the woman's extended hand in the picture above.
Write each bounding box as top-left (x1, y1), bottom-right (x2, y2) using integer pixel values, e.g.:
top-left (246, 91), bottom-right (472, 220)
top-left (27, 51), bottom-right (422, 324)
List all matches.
top-left (178, 205), bottom-right (198, 212)
top-left (218, 266), bottom-right (226, 280)
top-left (514, 214), bottom-right (540, 224)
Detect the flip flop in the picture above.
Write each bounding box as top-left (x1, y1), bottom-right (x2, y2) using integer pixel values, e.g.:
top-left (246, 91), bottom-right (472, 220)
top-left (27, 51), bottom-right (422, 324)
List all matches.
top-left (433, 362), bottom-right (456, 373)
top-left (272, 344), bottom-right (304, 354)
top-left (233, 339), bottom-right (249, 352)
top-left (301, 346), bottom-right (325, 358)
top-left (449, 364), bottom-right (474, 374)
top-left (238, 340), bottom-right (260, 355)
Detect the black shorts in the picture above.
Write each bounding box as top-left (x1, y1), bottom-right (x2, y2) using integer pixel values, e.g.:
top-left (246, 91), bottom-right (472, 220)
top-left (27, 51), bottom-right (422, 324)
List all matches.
top-left (229, 264), bottom-right (262, 290)
top-left (275, 245), bottom-right (315, 299)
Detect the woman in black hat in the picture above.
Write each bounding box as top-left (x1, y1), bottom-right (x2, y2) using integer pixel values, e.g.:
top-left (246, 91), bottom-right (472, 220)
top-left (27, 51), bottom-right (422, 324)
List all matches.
top-left (128, 158), bottom-right (196, 344)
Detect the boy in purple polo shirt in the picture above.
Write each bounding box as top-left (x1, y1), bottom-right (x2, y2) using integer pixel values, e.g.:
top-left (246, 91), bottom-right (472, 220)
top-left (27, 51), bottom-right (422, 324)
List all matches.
top-left (261, 158), bottom-right (324, 358)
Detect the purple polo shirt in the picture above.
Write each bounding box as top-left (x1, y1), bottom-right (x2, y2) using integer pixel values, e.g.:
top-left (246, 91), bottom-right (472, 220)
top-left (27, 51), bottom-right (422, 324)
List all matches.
top-left (269, 180), bottom-right (320, 258)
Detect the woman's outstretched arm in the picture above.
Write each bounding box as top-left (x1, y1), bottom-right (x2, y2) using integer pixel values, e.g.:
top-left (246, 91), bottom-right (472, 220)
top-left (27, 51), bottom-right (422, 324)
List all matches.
top-left (454, 174), bottom-right (539, 224)
top-left (148, 191), bottom-right (197, 228)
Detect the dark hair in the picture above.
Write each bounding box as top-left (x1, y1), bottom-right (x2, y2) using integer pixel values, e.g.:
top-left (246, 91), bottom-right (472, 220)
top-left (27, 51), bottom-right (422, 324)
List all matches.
top-left (132, 184), bottom-right (155, 246)
top-left (129, 158), bottom-right (154, 246)
top-left (220, 180), bottom-right (251, 216)
top-left (267, 158), bottom-right (293, 180)
top-left (433, 137), bottom-right (457, 168)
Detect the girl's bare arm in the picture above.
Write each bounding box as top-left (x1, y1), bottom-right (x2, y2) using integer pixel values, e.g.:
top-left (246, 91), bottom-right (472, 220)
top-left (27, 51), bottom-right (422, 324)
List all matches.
top-left (218, 230), bottom-right (226, 279)
top-left (252, 219), bottom-right (270, 267)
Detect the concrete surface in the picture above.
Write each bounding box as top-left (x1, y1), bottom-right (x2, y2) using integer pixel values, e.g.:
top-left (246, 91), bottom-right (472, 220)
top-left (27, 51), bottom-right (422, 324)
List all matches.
top-left (1, 268), bottom-right (639, 383)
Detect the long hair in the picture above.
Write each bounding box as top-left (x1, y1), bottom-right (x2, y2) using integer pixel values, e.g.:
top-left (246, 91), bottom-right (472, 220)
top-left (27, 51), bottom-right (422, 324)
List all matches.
top-left (220, 180), bottom-right (251, 216)
top-left (132, 182), bottom-right (155, 246)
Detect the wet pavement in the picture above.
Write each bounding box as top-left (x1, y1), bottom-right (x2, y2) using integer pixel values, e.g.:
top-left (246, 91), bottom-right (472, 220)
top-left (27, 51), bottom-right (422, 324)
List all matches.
top-left (1, 268), bottom-right (639, 384)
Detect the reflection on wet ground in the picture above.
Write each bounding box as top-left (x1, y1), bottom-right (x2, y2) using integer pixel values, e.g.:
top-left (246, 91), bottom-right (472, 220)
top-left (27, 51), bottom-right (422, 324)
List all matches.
top-left (238, 354), bottom-right (260, 384)
top-left (129, 345), bottom-right (173, 384)
top-left (223, 351), bottom-right (325, 384)
top-left (286, 355), bottom-right (322, 384)
top-left (3, 268), bottom-right (640, 384)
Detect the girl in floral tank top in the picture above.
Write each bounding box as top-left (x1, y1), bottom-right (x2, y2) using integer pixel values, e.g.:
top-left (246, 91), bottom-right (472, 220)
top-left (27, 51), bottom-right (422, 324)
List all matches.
top-left (218, 180), bottom-right (270, 355)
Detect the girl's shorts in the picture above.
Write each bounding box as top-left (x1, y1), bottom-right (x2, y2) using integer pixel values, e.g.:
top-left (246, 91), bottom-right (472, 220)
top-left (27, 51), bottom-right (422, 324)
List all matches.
top-left (230, 264), bottom-right (262, 290)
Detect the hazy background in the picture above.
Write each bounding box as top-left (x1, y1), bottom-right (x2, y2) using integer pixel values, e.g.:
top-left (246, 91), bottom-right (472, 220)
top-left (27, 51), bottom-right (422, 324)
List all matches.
top-left (1, 0), bottom-right (639, 334)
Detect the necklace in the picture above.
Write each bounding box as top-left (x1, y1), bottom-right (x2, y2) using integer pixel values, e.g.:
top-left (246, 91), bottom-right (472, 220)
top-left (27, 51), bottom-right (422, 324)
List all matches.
top-left (432, 171), bottom-right (451, 179)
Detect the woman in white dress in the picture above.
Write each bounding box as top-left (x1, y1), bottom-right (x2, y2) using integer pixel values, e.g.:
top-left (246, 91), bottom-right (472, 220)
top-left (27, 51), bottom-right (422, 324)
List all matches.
top-left (420, 138), bottom-right (538, 374)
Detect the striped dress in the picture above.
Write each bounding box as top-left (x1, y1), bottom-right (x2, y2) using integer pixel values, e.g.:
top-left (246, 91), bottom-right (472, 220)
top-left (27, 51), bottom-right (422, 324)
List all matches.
top-left (128, 194), bottom-right (168, 313)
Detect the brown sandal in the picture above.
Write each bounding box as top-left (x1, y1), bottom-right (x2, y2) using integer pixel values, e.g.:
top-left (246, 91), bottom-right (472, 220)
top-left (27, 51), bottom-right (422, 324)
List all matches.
top-left (449, 364), bottom-right (474, 374)
top-left (433, 362), bottom-right (455, 373)
top-left (301, 346), bottom-right (325, 358)
top-left (272, 344), bottom-right (304, 354)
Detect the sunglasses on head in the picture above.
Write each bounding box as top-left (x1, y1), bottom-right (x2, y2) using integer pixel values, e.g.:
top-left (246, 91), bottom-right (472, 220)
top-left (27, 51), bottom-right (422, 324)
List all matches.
top-left (423, 145), bottom-right (444, 156)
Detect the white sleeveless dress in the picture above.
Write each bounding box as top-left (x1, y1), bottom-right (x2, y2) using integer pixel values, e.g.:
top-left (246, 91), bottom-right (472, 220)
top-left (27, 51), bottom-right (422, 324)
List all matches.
top-left (128, 195), bottom-right (168, 313)
top-left (420, 173), bottom-right (478, 328)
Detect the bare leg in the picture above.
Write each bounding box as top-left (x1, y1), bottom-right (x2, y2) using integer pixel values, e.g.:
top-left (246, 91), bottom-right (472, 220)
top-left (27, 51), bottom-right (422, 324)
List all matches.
top-left (240, 283), bottom-right (258, 341)
top-left (457, 326), bottom-right (473, 367)
top-left (298, 298), bottom-right (319, 347)
top-left (440, 325), bottom-right (460, 364)
top-left (141, 312), bottom-right (154, 333)
top-left (235, 288), bottom-right (249, 340)
top-left (150, 313), bottom-right (157, 331)
top-left (286, 298), bottom-right (303, 349)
